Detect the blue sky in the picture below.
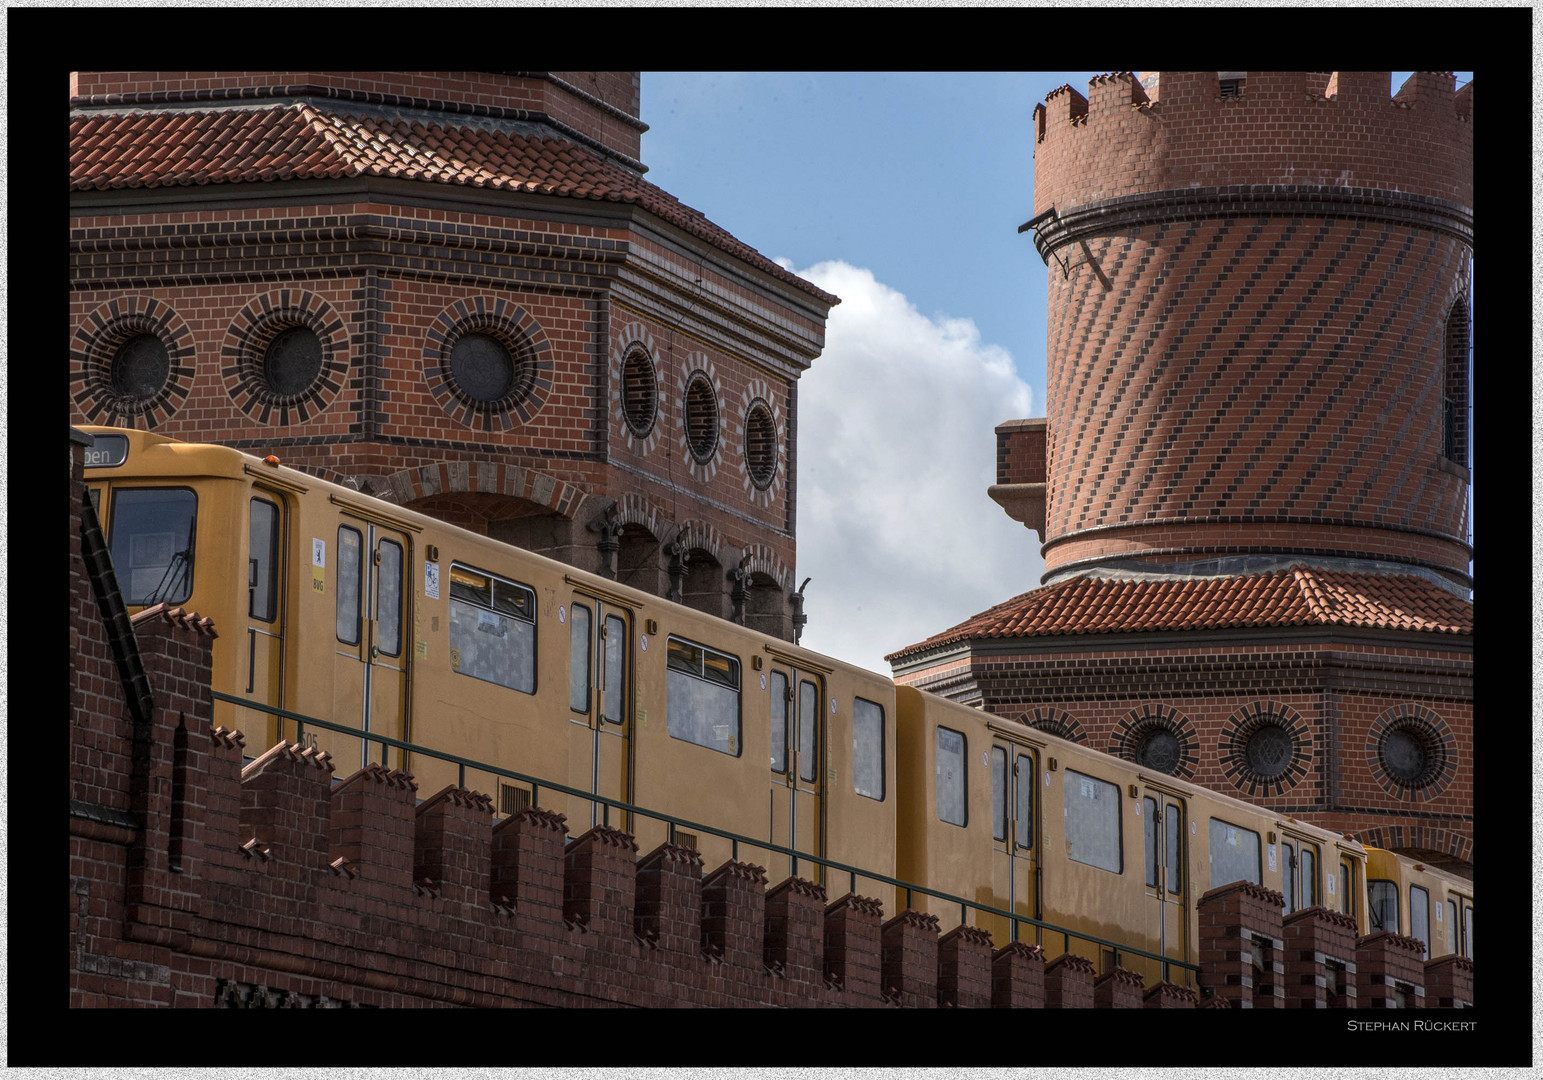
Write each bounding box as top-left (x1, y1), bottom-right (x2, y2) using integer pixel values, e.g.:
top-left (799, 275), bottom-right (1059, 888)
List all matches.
top-left (638, 72), bottom-right (1474, 674)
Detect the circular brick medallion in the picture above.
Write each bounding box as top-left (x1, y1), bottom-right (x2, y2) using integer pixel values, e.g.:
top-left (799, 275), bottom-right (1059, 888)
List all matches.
top-left (1220, 702), bottom-right (1311, 797)
top-left (221, 291), bottom-right (348, 425)
top-left (423, 298), bottom-right (552, 433)
top-left (1111, 704), bottom-right (1196, 779)
top-left (71, 296), bottom-right (195, 427)
top-left (1367, 705), bottom-right (1455, 801)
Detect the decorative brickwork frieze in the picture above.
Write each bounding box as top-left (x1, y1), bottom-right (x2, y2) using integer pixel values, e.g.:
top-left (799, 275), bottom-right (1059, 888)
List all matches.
top-left (1043, 952), bottom-right (1097, 1008)
top-left (328, 764), bottom-right (419, 892)
top-left (990, 940), bottom-right (1046, 1008)
top-left (1094, 965), bottom-right (1146, 1008)
top-left (937, 924), bottom-right (995, 1008)
top-left (700, 859), bottom-right (769, 969)
top-left (823, 892), bottom-right (885, 999)
top-left (1143, 980), bottom-right (1198, 1008)
top-left (1196, 880), bottom-right (1286, 1008)
top-left (1282, 905), bottom-right (1360, 1008)
top-left (1356, 931), bottom-right (1428, 1008)
top-left (563, 824), bottom-right (639, 938)
top-left (763, 876), bottom-right (827, 985)
top-left (634, 842), bottom-right (705, 956)
top-left (881, 908), bottom-right (940, 1008)
top-left (1423, 953), bottom-right (1474, 1008)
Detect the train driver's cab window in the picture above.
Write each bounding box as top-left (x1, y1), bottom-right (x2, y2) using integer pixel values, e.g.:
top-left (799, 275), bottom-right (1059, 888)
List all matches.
top-left (935, 726), bottom-right (967, 826)
top-left (109, 487), bottom-right (197, 606)
top-left (665, 636), bottom-right (741, 756)
top-left (1064, 770), bottom-right (1122, 873)
top-left (1368, 879), bottom-right (1399, 934)
top-left (249, 497), bottom-right (281, 622)
top-left (1207, 818), bottom-right (1261, 889)
top-left (1281, 839), bottom-right (1319, 914)
top-left (852, 698), bottom-right (885, 800)
top-left (448, 563), bottom-right (536, 694)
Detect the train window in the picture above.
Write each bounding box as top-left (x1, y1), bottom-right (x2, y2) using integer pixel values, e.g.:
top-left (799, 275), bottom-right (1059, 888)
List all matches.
top-left (1143, 797), bottom-right (1159, 887)
top-left (1368, 880), bottom-right (1399, 933)
top-left (769, 671), bottom-right (788, 773)
top-left (248, 497), bottom-right (280, 622)
top-left (109, 487), bottom-right (197, 606)
top-left (992, 749), bottom-right (1009, 842)
top-left (569, 603), bottom-right (592, 712)
top-left (602, 614), bottom-right (626, 724)
top-left (1018, 755), bottom-right (1035, 850)
top-left (1165, 801), bottom-right (1182, 894)
top-left (798, 680), bottom-right (818, 783)
top-left (1462, 902), bottom-right (1473, 959)
top-left (1207, 818), bottom-right (1261, 889)
top-left (336, 526), bottom-right (363, 645)
top-left (1340, 858), bottom-right (1356, 919)
top-left (665, 636), bottom-right (741, 756)
top-left (1283, 841), bottom-right (1297, 914)
top-left (852, 698), bottom-right (885, 800)
top-left (376, 539), bottom-right (403, 657)
top-left (448, 563), bottom-right (536, 695)
top-left (1300, 846), bottom-right (1317, 909)
top-left (1064, 770), bottom-right (1122, 873)
top-left (935, 727), bottom-right (967, 827)
top-left (1410, 884), bottom-right (1431, 959)
top-left (1446, 898), bottom-right (1458, 955)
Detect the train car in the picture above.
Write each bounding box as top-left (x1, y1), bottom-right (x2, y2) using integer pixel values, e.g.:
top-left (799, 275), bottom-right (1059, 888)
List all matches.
top-left (1365, 847), bottom-right (1475, 961)
top-left (894, 686), bottom-right (1367, 989)
top-left (78, 426), bottom-right (898, 906)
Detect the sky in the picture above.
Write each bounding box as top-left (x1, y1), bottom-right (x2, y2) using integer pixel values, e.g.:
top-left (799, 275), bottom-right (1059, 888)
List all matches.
top-left (638, 71), bottom-right (1474, 677)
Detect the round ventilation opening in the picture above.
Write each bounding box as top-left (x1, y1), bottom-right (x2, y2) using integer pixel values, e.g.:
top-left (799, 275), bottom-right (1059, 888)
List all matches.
top-left (684, 374), bottom-right (719, 462)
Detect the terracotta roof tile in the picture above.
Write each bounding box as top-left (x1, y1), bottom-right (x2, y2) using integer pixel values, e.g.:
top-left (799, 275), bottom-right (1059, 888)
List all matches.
top-left (886, 567), bottom-right (1472, 662)
top-left (70, 103), bottom-right (836, 305)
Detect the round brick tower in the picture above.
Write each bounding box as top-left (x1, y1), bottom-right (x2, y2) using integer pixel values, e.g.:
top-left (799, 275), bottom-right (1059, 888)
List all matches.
top-left (1024, 71), bottom-right (1472, 589)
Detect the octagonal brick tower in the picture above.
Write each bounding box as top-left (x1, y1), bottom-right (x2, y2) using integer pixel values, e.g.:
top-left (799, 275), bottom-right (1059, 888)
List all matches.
top-left (1024, 71), bottom-right (1473, 588)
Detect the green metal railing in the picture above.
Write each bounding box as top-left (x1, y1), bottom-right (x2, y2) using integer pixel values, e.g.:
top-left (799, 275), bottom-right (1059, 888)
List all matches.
top-left (214, 691), bottom-right (1200, 982)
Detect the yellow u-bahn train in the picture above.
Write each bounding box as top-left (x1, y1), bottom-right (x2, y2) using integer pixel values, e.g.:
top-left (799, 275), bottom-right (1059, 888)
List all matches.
top-left (77, 425), bottom-right (1473, 988)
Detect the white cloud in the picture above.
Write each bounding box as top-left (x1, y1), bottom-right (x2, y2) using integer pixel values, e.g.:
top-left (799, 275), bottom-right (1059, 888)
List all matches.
top-left (787, 260), bottom-right (1043, 676)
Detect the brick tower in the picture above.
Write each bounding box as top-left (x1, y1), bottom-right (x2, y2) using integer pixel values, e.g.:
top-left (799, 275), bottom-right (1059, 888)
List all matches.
top-left (69, 72), bottom-right (836, 639)
top-left (891, 72), bottom-right (1474, 874)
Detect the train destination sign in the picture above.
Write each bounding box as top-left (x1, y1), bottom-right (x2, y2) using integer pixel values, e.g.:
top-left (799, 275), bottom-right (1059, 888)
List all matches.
top-left (83, 433), bottom-right (129, 468)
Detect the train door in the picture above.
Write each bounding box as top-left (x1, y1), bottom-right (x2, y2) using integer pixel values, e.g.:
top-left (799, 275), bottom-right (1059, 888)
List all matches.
top-left (332, 518), bottom-right (411, 770)
top-left (1140, 785), bottom-right (1188, 984)
top-left (989, 738), bottom-right (1039, 944)
top-left (768, 666), bottom-right (824, 883)
top-left (567, 593), bottom-right (633, 831)
top-left (237, 490), bottom-right (286, 748)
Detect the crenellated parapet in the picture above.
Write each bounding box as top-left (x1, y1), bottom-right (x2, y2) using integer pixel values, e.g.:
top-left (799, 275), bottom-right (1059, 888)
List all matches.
top-left (1032, 71), bottom-right (1472, 232)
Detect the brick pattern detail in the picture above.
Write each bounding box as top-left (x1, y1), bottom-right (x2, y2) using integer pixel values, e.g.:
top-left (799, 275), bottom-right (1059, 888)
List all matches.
top-left (823, 893), bottom-right (884, 999)
top-left (1094, 966), bottom-right (1146, 1008)
top-left (763, 877), bottom-right (826, 985)
top-left (70, 295), bottom-right (196, 427)
top-left (1282, 906), bottom-right (1360, 1008)
top-left (1044, 952), bottom-right (1097, 1008)
top-left (881, 909), bottom-right (941, 1008)
top-left (563, 825), bottom-right (639, 938)
top-left (991, 941), bottom-right (1047, 1008)
top-left (936, 924), bottom-right (995, 1008)
top-left (1423, 953), bottom-right (1474, 1008)
top-left (1028, 72), bottom-right (1473, 583)
top-left (1143, 980), bottom-right (1198, 1008)
top-left (1356, 931), bottom-right (1428, 1008)
top-left (1196, 880), bottom-right (1286, 1008)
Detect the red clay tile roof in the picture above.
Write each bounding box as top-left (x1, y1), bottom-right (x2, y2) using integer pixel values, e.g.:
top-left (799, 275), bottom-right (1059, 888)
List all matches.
top-left (69, 103), bottom-right (837, 305)
top-left (886, 567), bottom-right (1473, 662)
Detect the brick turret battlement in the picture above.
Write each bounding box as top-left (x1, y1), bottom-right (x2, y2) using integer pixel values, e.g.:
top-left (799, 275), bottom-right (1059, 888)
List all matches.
top-left (1033, 71), bottom-right (1472, 219)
